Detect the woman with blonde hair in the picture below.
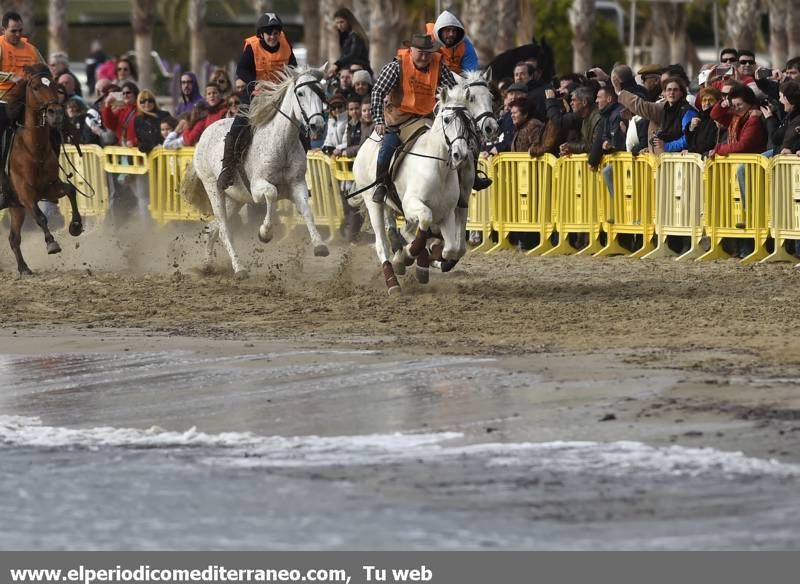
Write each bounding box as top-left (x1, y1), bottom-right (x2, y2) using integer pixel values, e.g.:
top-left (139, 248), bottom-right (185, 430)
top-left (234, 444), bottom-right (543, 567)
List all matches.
top-left (331, 7), bottom-right (370, 75)
top-left (209, 67), bottom-right (234, 99)
top-left (134, 89), bottom-right (171, 153)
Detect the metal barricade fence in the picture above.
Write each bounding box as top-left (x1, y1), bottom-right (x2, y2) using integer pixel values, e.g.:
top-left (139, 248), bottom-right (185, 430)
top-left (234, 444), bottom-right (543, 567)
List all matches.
top-left (148, 147), bottom-right (204, 223)
top-left (644, 153), bottom-right (706, 261)
top-left (699, 154), bottom-right (770, 263)
top-left (58, 145), bottom-right (110, 220)
top-left (102, 146), bottom-right (149, 174)
top-left (306, 152), bottom-right (345, 239)
top-left (542, 154), bottom-right (603, 256)
top-left (594, 152), bottom-right (656, 258)
top-left (764, 155), bottom-right (800, 262)
top-left (466, 156), bottom-right (494, 252)
top-left (485, 153), bottom-right (556, 255)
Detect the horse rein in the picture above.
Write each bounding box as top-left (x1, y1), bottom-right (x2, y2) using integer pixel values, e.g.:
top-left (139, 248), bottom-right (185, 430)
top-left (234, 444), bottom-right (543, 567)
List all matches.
top-left (464, 79), bottom-right (497, 136)
top-left (270, 78), bottom-right (326, 137)
top-left (24, 73), bottom-right (62, 129)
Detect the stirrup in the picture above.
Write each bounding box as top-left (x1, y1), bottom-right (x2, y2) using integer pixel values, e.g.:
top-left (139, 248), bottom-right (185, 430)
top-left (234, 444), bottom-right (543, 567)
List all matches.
top-left (372, 183), bottom-right (387, 204)
top-left (472, 170), bottom-right (492, 191)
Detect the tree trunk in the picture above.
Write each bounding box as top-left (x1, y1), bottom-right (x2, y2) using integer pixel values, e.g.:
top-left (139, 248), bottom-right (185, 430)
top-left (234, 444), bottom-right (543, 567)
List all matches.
top-left (300, 0), bottom-right (321, 67)
top-left (669, 3), bottom-right (690, 68)
top-left (321, 0), bottom-right (340, 69)
top-left (250, 0), bottom-right (273, 14)
top-left (132, 0), bottom-right (157, 90)
top-left (1, 0), bottom-right (34, 37)
top-left (495, 0), bottom-right (519, 55)
top-left (789, 0), bottom-right (800, 57)
top-left (649, 3), bottom-right (670, 66)
top-left (367, 0), bottom-right (392, 71)
top-left (768, 0), bottom-right (788, 69)
top-left (47, 0), bottom-right (68, 56)
top-left (569, 0), bottom-right (595, 73)
top-left (464, 0), bottom-right (498, 66)
top-left (726, 0), bottom-right (761, 50)
top-left (189, 0), bottom-right (207, 85)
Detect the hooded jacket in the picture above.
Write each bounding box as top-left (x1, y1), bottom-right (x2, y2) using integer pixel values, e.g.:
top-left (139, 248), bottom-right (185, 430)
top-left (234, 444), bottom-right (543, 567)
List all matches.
top-left (432, 10), bottom-right (478, 74)
top-left (174, 71), bottom-right (203, 118)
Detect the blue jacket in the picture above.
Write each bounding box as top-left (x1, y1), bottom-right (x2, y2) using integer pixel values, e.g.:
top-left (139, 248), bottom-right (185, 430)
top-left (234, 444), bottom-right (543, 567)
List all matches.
top-left (664, 108), bottom-right (698, 152)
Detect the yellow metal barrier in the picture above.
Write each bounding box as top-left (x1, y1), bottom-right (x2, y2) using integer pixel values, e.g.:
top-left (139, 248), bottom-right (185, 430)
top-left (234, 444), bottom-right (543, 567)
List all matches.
top-left (542, 154), bottom-right (603, 256)
top-left (466, 156), bottom-right (495, 252)
top-left (102, 146), bottom-right (149, 174)
top-left (58, 144), bottom-right (110, 219)
top-left (306, 151), bottom-right (345, 239)
top-left (643, 153), bottom-right (706, 261)
top-left (148, 147), bottom-right (204, 223)
top-left (699, 154), bottom-right (770, 263)
top-left (594, 152), bottom-right (656, 258)
top-left (484, 153), bottom-right (557, 255)
top-left (332, 157), bottom-right (355, 182)
top-left (763, 155), bottom-right (800, 262)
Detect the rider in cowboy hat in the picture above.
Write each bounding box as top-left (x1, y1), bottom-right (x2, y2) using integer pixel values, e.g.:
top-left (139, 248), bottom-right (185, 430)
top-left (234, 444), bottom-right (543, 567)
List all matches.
top-left (0, 10), bottom-right (46, 209)
top-left (371, 33), bottom-right (488, 205)
top-left (217, 12), bottom-right (298, 193)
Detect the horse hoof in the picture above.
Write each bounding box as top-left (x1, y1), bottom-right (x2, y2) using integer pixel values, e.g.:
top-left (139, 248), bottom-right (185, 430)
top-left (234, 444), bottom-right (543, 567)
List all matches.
top-left (258, 228), bottom-right (273, 244)
top-left (69, 221), bottom-right (83, 237)
top-left (387, 285), bottom-right (401, 296)
top-left (234, 269), bottom-right (249, 280)
top-left (47, 241), bottom-right (62, 255)
top-left (415, 266), bottom-right (430, 284)
top-left (314, 245), bottom-right (330, 257)
top-left (441, 259), bottom-right (458, 273)
top-left (18, 268), bottom-right (33, 277)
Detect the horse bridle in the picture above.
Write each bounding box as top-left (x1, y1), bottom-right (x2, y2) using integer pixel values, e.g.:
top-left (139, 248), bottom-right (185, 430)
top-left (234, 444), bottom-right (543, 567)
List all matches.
top-left (464, 79), bottom-right (497, 136)
top-left (440, 105), bottom-right (472, 168)
top-left (269, 76), bottom-right (325, 137)
top-left (25, 72), bottom-right (62, 129)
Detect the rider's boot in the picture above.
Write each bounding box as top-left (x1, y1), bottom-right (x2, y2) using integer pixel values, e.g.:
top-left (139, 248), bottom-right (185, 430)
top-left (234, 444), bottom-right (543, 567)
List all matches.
top-left (217, 118), bottom-right (247, 192)
top-left (472, 163), bottom-right (492, 192)
top-left (372, 161), bottom-right (391, 204)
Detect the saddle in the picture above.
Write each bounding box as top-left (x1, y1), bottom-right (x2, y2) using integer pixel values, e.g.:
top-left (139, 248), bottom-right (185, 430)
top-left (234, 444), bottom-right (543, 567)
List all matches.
top-left (385, 117), bottom-right (433, 214)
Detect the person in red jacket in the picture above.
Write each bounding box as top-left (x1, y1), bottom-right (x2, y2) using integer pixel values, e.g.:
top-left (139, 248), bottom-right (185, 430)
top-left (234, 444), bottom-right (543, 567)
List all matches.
top-left (182, 82), bottom-right (228, 147)
top-left (101, 80), bottom-right (139, 146)
top-left (709, 83), bottom-right (766, 156)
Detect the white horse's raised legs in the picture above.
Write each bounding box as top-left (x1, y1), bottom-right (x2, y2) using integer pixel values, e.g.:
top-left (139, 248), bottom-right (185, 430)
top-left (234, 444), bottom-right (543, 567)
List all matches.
top-left (365, 192), bottom-right (400, 294)
top-left (290, 180), bottom-right (329, 257)
top-left (251, 178), bottom-right (278, 244)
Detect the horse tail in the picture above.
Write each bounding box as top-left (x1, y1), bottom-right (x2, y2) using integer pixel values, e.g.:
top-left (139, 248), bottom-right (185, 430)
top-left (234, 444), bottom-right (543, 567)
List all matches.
top-left (179, 161), bottom-right (213, 216)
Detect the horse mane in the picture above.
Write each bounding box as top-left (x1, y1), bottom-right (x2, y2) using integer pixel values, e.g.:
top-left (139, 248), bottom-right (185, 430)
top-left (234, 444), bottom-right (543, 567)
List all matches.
top-left (462, 70), bottom-right (486, 86)
top-left (246, 66), bottom-right (323, 128)
top-left (24, 63), bottom-right (51, 80)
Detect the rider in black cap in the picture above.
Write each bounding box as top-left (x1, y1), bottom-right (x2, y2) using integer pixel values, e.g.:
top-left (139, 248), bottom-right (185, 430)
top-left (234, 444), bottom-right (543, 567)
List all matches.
top-left (217, 12), bottom-right (297, 192)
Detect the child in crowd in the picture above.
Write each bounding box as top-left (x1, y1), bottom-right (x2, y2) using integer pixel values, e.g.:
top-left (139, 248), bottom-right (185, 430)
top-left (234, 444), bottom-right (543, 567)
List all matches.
top-left (336, 96), bottom-right (363, 157)
top-left (162, 115), bottom-right (185, 149)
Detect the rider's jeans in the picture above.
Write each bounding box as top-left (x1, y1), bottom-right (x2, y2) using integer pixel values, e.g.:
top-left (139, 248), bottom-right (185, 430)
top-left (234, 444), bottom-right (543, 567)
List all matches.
top-left (377, 127), bottom-right (401, 169)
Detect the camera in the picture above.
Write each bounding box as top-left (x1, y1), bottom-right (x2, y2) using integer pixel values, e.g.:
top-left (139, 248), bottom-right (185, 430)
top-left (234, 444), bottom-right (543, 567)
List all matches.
top-left (756, 67), bottom-right (772, 80)
top-left (585, 69), bottom-right (597, 79)
top-left (321, 145), bottom-right (335, 155)
top-left (760, 98), bottom-right (772, 109)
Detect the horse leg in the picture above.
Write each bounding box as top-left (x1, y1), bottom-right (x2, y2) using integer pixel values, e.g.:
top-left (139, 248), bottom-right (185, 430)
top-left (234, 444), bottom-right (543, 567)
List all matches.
top-left (208, 187), bottom-right (246, 278)
top-left (366, 199), bottom-right (400, 295)
top-left (32, 203), bottom-right (61, 255)
top-left (203, 218), bottom-right (220, 274)
top-left (8, 208), bottom-right (31, 276)
top-left (62, 182), bottom-right (84, 237)
top-left (439, 210), bottom-right (461, 273)
top-left (289, 180), bottom-right (329, 257)
top-left (250, 178), bottom-right (278, 244)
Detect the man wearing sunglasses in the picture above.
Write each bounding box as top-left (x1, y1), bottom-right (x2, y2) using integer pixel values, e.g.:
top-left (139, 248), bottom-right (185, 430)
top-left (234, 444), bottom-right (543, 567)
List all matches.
top-left (217, 12), bottom-right (298, 192)
top-left (0, 11), bottom-right (45, 208)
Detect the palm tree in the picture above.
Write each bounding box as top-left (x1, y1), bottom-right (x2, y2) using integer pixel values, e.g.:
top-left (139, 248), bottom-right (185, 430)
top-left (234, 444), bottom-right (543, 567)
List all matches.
top-left (132, 0), bottom-right (157, 90)
top-left (789, 0), bottom-right (800, 58)
top-left (48, 0), bottom-right (68, 56)
top-left (569, 0), bottom-right (594, 72)
top-left (188, 0), bottom-right (207, 84)
top-left (300, 0), bottom-right (320, 66)
top-left (463, 0), bottom-right (497, 65)
top-left (495, 0), bottom-right (519, 55)
top-left (726, 0), bottom-right (761, 50)
top-left (768, 0), bottom-right (788, 68)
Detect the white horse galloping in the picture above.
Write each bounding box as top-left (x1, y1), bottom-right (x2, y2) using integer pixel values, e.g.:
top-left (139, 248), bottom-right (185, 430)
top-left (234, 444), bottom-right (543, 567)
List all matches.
top-left (180, 66), bottom-right (328, 278)
top-left (351, 84), bottom-right (472, 294)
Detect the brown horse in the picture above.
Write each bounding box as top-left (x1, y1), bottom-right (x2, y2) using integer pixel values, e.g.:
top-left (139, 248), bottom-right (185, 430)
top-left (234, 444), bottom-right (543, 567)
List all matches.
top-left (4, 63), bottom-right (82, 275)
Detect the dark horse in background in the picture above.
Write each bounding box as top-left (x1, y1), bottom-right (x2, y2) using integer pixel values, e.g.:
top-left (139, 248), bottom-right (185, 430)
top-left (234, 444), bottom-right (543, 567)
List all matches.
top-left (2, 63), bottom-right (83, 275)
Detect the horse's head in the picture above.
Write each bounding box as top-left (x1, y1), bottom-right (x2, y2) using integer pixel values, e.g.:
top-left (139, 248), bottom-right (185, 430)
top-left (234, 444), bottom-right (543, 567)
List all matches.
top-left (463, 68), bottom-right (499, 143)
top-left (23, 64), bottom-right (63, 128)
top-left (292, 65), bottom-right (326, 140)
top-left (437, 86), bottom-right (471, 170)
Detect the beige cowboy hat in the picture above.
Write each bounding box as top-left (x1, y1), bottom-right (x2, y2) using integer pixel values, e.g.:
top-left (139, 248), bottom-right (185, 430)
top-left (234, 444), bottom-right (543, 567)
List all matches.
top-left (402, 33), bottom-right (440, 53)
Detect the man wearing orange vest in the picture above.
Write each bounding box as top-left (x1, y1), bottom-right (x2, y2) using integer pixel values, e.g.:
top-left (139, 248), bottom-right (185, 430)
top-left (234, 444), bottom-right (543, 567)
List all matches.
top-left (425, 10), bottom-right (479, 75)
top-left (370, 34), bottom-right (459, 204)
top-left (0, 11), bottom-right (45, 209)
top-left (217, 12), bottom-right (297, 192)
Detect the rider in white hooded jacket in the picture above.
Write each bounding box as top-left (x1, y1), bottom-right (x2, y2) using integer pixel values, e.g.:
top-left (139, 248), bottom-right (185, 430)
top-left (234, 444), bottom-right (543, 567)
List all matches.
top-left (429, 10), bottom-right (479, 75)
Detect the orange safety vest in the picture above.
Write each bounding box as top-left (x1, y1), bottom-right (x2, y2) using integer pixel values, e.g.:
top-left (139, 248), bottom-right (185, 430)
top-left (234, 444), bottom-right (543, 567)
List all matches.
top-left (243, 32), bottom-right (292, 82)
top-left (425, 22), bottom-right (465, 75)
top-left (397, 48), bottom-right (441, 117)
top-left (0, 35), bottom-right (39, 92)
